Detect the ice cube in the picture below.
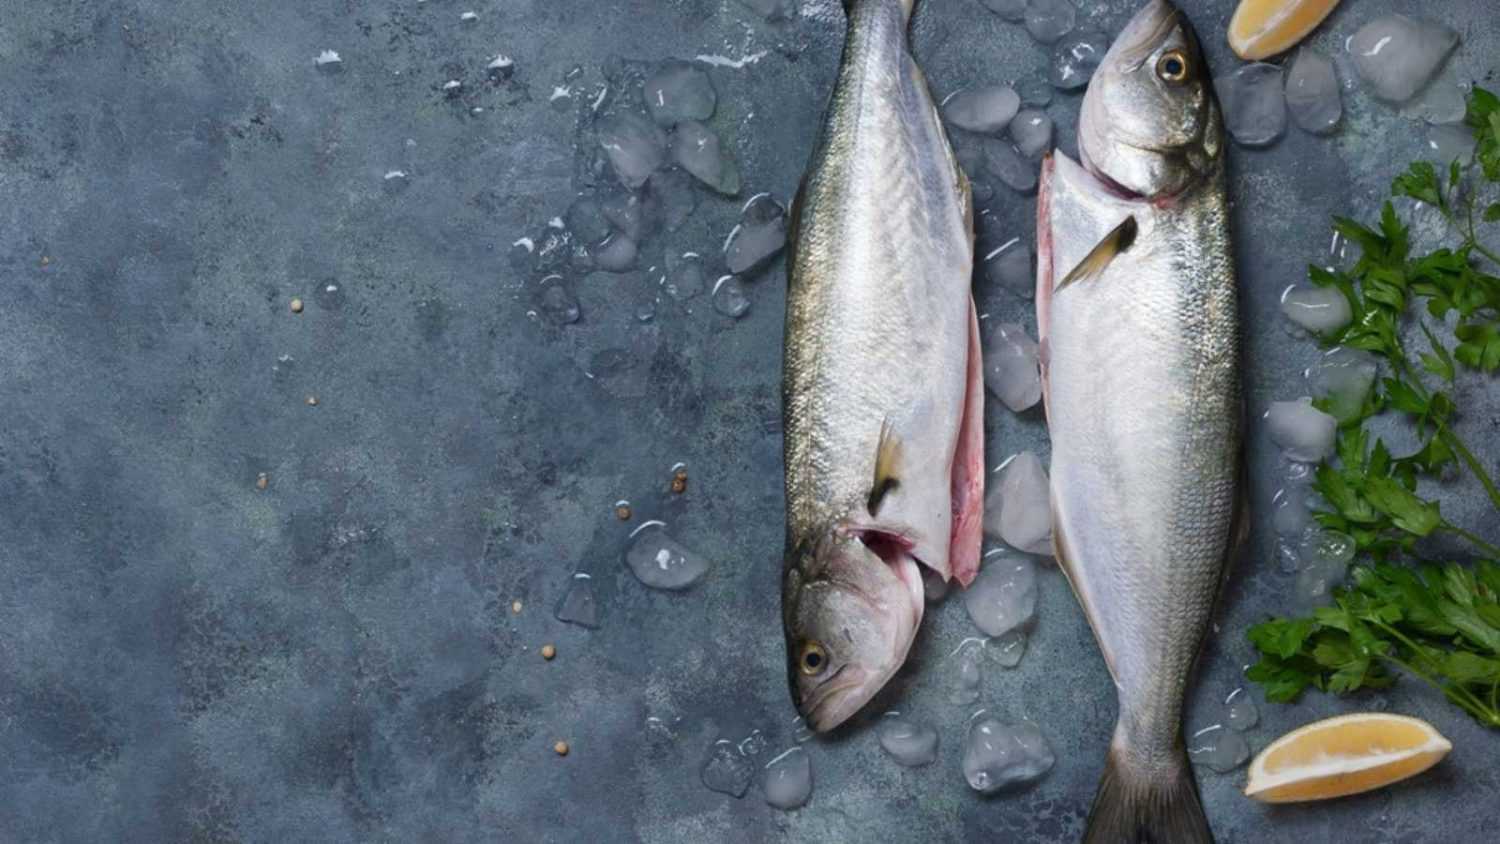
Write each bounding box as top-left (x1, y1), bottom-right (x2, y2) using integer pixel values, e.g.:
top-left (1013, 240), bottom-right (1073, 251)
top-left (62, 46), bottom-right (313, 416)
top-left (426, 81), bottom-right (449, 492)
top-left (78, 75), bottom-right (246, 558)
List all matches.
top-left (670, 121), bottom-right (741, 195)
top-left (600, 190), bottom-right (659, 242)
top-left (643, 60), bottom-right (717, 126)
top-left (738, 0), bottom-right (796, 22)
top-left (1008, 109), bottom-right (1054, 160)
top-left (724, 194), bottom-right (787, 275)
top-left (1402, 79), bottom-right (1468, 125)
top-left (1049, 30), bottom-right (1108, 91)
top-left (923, 567), bottom-right (950, 603)
top-left (980, 0), bottom-right (1026, 22)
top-left (555, 573), bottom-right (600, 628)
top-left (1348, 15), bottom-right (1459, 104)
top-left (593, 233), bottom-right (638, 272)
top-left (1306, 347), bottom-right (1377, 425)
top-left (1285, 48), bottom-right (1341, 135)
top-left (1024, 0), bottom-right (1076, 46)
top-left (946, 638), bottom-right (985, 705)
top-left (1264, 398), bottom-right (1337, 463)
top-left (702, 739), bottom-right (753, 797)
top-left (942, 86), bottom-right (1021, 134)
top-left (983, 452), bottom-right (1052, 555)
top-left (315, 50), bottom-right (343, 72)
top-left (1294, 528), bottom-right (1352, 605)
top-left (1426, 123), bottom-right (1476, 166)
top-left (983, 237), bottom-right (1034, 299)
top-left (1225, 688), bottom-right (1259, 732)
top-left (624, 525), bottom-right (709, 589)
top-left (878, 716), bottom-right (939, 767)
top-left (646, 168), bottom-right (699, 232)
top-left (762, 748), bottom-right (812, 810)
top-left (597, 112), bottom-right (668, 189)
top-left (992, 629), bottom-right (1027, 668)
top-left (983, 139), bottom-right (1037, 193)
top-left (1015, 76), bottom-right (1054, 107)
top-left (963, 552), bottom-right (1037, 638)
top-left (1280, 284), bottom-right (1351, 333)
top-left (712, 275), bottom-right (751, 319)
top-left (983, 322), bottom-right (1041, 412)
top-left (1271, 485), bottom-right (1312, 537)
top-left (566, 196), bottom-right (612, 247)
top-left (666, 251), bottom-right (706, 301)
top-left (1215, 63), bottom-right (1287, 148)
top-left (534, 276), bottom-right (581, 325)
top-left (739, 729), bottom-right (768, 758)
top-left (1188, 725), bottom-right (1250, 773)
top-left (963, 718), bottom-right (1055, 793)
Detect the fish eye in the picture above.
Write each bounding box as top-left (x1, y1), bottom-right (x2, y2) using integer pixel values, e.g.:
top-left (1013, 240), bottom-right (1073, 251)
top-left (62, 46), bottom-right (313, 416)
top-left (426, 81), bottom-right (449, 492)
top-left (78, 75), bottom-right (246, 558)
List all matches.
top-left (1156, 49), bottom-right (1190, 84)
top-left (799, 641), bottom-right (828, 676)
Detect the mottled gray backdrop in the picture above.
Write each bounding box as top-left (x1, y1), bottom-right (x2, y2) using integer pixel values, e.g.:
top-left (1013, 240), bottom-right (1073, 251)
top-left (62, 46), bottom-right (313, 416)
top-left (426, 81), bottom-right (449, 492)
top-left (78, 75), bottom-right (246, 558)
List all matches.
top-left (2, 0), bottom-right (1498, 841)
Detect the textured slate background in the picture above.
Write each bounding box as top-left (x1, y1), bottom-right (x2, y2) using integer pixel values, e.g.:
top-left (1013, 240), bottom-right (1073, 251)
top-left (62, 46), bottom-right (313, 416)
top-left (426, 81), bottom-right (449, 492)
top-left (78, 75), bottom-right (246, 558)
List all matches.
top-left (2, 0), bottom-right (1498, 841)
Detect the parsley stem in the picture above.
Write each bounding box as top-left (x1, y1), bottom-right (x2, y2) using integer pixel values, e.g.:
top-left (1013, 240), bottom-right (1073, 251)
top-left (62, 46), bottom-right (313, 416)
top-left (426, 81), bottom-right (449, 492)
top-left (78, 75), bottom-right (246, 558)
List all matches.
top-left (1439, 429), bottom-right (1500, 514)
top-left (1440, 522), bottom-right (1500, 558)
top-left (1372, 620), bottom-right (1500, 726)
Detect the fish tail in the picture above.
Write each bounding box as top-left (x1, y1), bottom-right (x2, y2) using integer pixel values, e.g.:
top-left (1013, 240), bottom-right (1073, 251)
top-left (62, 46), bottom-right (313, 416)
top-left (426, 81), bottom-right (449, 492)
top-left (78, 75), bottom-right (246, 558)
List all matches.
top-left (1083, 736), bottom-right (1212, 844)
top-left (841, 0), bottom-right (916, 23)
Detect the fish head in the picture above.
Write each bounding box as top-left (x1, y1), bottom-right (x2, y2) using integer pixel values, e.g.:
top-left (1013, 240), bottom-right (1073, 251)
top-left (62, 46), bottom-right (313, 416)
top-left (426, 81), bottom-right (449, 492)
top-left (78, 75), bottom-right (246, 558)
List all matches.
top-left (783, 529), bottom-right (923, 732)
top-left (1078, 0), bottom-right (1222, 199)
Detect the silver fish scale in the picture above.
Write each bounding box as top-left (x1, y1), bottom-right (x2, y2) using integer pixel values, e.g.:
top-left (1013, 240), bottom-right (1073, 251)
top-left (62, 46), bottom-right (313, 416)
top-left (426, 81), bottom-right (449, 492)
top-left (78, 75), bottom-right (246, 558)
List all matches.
top-left (782, 0), bottom-right (972, 571)
top-left (1047, 168), bottom-right (1239, 777)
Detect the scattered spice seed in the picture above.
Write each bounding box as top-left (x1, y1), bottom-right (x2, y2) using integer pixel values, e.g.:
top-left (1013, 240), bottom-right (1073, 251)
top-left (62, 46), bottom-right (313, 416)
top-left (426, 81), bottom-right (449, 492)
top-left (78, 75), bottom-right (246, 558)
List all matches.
top-left (670, 469), bottom-right (688, 494)
top-left (540, 644), bottom-right (557, 660)
top-left (615, 504), bottom-right (632, 520)
top-left (306, 395), bottom-right (318, 406)
top-left (290, 297), bottom-right (304, 313)
top-left (554, 741), bottom-right (569, 756)
top-left (40, 255), bottom-right (50, 267)
top-left (512, 600), bottom-right (523, 614)
top-left (256, 473), bottom-right (269, 490)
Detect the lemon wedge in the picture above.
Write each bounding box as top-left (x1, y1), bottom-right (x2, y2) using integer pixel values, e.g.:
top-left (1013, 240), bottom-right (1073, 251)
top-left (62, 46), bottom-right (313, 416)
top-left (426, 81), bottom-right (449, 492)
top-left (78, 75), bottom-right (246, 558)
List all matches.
top-left (1228, 0), bottom-right (1341, 60)
top-left (1244, 712), bottom-right (1452, 803)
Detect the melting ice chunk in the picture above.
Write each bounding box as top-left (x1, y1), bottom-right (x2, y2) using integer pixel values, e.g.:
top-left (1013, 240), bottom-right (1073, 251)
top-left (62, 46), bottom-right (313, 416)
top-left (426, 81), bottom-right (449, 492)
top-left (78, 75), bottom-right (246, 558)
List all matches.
top-left (1215, 63), bottom-right (1287, 148)
top-left (980, 0), bottom-right (1026, 22)
top-left (1009, 109), bottom-right (1054, 160)
top-left (1271, 485), bottom-right (1312, 538)
top-left (702, 739), bottom-right (754, 797)
top-left (1049, 30), bottom-right (1108, 91)
top-left (1294, 527), bottom-right (1354, 603)
top-left (1024, 0), bottom-right (1076, 46)
top-left (534, 276), bottom-right (581, 326)
top-left (712, 275), bottom-right (751, 319)
top-left (724, 194), bottom-right (788, 275)
top-left (946, 638), bottom-right (985, 705)
top-left (983, 452), bottom-right (1052, 555)
top-left (647, 168), bottom-right (699, 232)
top-left (983, 237), bottom-right (1034, 299)
top-left (992, 629), bottom-right (1027, 668)
top-left (983, 323), bottom-right (1041, 412)
top-left (624, 525), bottom-right (708, 589)
top-left (1348, 15), bottom-right (1459, 103)
top-left (567, 197), bottom-right (612, 248)
top-left (670, 121), bottom-right (741, 195)
top-left (1015, 76), bottom-right (1054, 108)
top-left (600, 190), bottom-right (658, 243)
top-left (942, 86), bottom-right (1021, 134)
top-left (666, 251), bottom-right (706, 301)
top-left (597, 112), bottom-right (668, 189)
top-left (762, 747), bottom-right (812, 810)
top-left (1306, 347), bottom-right (1377, 425)
top-left (593, 233), bottom-right (638, 272)
top-left (963, 718), bottom-right (1055, 793)
top-left (879, 716), bottom-right (940, 767)
top-left (555, 573), bottom-right (601, 628)
top-left (1265, 398), bottom-right (1337, 463)
top-left (643, 60), bottom-right (717, 126)
top-left (1403, 79), bottom-right (1468, 125)
top-left (983, 139), bottom-right (1037, 193)
top-left (1188, 725), bottom-right (1250, 773)
top-left (1426, 123), bottom-right (1476, 166)
top-left (964, 552), bottom-right (1037, 638)
top-left (1285, 48), bottom-right (1341, 135)
top-left (1226, 688), bottom-right (1259, 732)
top-left (1280, 284), bottom-right (1351, 333)
top-left (923, 567), bottom-right (950, 603)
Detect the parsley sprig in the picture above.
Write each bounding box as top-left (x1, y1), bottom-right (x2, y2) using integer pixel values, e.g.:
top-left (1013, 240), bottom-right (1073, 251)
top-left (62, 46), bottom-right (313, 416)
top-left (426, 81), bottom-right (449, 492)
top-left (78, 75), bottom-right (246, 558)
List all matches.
top-left (1246, 87), bottom-right (1500, 727)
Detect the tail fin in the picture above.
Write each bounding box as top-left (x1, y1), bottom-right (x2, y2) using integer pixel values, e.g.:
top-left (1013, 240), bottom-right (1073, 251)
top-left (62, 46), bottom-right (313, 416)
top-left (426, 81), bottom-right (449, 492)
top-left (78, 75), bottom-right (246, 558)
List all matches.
top-left (842, 0), bottom-right (916, 23)
top-left (1084, 742), bottom-right (1212, 844)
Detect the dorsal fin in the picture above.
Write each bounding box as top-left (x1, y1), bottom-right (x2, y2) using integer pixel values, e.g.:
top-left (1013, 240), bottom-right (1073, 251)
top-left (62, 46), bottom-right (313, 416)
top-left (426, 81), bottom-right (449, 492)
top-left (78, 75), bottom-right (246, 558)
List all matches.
top-left (1055, 215), bottom-right (1137, 292)
top-left (867, 419), bottom-right (903, 516)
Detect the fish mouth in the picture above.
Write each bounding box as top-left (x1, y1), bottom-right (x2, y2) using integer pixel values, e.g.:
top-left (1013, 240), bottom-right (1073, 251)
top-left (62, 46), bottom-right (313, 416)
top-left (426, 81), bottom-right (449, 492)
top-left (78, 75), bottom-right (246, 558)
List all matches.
top-left (802, 664), bottom-right (872, 732)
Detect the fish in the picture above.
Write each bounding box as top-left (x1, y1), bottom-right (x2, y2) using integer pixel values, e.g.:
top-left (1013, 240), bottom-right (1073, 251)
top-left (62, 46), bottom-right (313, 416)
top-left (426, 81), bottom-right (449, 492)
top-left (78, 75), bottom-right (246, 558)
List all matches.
top-left (1035, 1), bottom-right (1240, 841)
top-left (781, 0), bottom-right (982, 733)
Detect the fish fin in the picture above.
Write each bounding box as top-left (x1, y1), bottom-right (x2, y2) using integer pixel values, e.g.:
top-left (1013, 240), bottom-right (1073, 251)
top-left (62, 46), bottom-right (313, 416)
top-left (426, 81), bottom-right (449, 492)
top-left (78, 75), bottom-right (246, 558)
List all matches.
top-left (1036, 154), bottom-right (1055, 424)
top-left (947, 301), bottom-right (985, 587)
top-left (1084, 742), bottom-right (1212, 844)
top-left (1055, 215), bottom-right (1137, 292)
top-left (786, 176), bottom-right (808, 284)
top-left (1049, 489), bottom-right (1121, 684)
top-left (866, 419), bottom-right (903, 517)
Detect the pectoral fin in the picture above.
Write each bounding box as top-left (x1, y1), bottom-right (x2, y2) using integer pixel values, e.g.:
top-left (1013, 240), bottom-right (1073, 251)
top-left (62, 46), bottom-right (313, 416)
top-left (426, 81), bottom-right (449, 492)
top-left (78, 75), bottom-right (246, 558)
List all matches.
top-left (1055, 215), bottom-right (1137, 292)
top-left (867, 419), bottom-right (903, 517)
